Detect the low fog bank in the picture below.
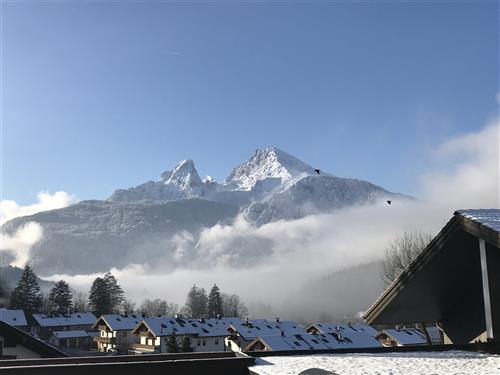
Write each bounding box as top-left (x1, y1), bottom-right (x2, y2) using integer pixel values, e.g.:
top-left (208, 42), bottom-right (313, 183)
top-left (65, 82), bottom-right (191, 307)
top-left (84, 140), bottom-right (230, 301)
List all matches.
top-left (23, 120), bottom-right (500, 321)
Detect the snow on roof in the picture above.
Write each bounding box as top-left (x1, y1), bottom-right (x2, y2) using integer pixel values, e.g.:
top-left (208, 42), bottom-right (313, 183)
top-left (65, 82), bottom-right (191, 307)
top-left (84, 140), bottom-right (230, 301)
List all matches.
top-left (98, 314), bottom-right (142, 331)
top-left (252, 335), bottom-right (314, 351)
top-left (138, 317), bottom-right (244, 337)
top-left (309, 322), bottom-right (379, 337)
top-left (319, 332), bottom-right (381, 349)
top-left (51, 330), bottom-right (90, 339)
top-left (0, 308), bottom-right (27, 326)
top-left (32, 312), bottom-right (96, 327)
top-left (248, 331), bottom-right (381, 352)
top-left (382, 328), bottom-right (427, 345)
top-left (230, 320), bottom-right (307, 341)
top-left (456, 209), bottom-right (500, 232)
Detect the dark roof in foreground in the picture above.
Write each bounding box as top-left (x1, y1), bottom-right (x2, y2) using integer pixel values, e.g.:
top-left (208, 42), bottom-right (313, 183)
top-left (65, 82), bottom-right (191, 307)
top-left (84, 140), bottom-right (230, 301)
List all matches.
top-left (363, 209), bottom-right (500, 344)
top-left (0, 321), bottom-right (68, 358)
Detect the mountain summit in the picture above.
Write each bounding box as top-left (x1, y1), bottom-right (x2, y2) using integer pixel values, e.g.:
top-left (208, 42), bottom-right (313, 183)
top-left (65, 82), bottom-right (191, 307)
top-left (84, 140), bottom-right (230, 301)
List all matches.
top-left (160, 159), bottom-right (202, 188)
top-left (226, 147), bottom-right (315, 190)
top-left (108, 147), bottom-right (401, 210)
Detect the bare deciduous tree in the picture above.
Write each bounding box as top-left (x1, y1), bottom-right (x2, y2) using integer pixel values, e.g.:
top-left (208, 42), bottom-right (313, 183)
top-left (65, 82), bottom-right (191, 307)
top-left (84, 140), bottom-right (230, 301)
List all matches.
top-left (140, 299), bottom-right (179, 317)
top-left (381, 231), bottom-right (433, 286)
top-left (221, 293), bottom-right (248, 318)
top-left (73, 292), bottom-right (88, 312)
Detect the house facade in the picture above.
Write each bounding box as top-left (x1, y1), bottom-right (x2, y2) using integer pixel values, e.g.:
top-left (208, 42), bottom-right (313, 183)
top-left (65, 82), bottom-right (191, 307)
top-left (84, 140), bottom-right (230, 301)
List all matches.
top-left (48, 330), bottom-right (96, 351)
top-left (93, 314), bottom-right (142, 353)
top-left (131, 317), bottom-right (242, 354)
top-left (375, 328), bottom-right (427, 347)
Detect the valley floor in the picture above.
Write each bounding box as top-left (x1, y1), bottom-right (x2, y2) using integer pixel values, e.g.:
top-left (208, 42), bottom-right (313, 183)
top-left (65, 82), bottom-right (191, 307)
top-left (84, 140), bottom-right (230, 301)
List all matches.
top-left (249, 350), bottom-right (500, 375)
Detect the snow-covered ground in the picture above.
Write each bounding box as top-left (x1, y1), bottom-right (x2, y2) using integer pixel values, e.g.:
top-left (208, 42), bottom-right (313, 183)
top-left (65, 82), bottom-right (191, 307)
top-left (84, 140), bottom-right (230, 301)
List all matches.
top-left (249, 351), bottom-right (500, 375)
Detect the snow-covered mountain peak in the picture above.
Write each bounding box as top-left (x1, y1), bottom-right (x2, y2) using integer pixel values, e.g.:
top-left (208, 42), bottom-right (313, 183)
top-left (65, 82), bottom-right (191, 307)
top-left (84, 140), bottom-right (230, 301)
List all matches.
top-left (225, 147), bottom-right (316, 190)
top-left (160, 159), bottom-right (202, 188)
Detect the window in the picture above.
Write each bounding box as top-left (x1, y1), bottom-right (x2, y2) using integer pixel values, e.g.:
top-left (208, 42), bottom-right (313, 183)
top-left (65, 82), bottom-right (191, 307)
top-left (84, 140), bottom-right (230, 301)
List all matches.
top-left (197, 340), bottom-right (201, 346)
top-left (215, 339), bottom-right (219, 345)
top-left (202, 339), bottom-right (206, 346)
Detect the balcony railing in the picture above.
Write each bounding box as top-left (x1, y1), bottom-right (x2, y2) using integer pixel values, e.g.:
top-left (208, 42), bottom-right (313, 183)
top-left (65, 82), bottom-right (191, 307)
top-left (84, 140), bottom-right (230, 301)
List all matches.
top-left (94, 336), bottom-right (114, 344)
top-left (131, 343), bottom-right (157, 352)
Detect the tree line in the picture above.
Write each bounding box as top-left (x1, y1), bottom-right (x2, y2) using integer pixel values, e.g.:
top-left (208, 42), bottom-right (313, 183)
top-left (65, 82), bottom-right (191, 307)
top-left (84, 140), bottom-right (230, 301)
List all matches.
top-left (4, 265), bottom-right (247, 319)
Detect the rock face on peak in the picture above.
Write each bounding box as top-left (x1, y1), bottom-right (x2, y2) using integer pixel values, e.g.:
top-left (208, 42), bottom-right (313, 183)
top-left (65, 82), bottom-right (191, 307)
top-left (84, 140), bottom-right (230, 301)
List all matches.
top-left (160, 159), bottom-right (202, 188)
top-left (108, 159), bottom-right (206, 203)
top-left (226, 147), bottom-right (315, 190)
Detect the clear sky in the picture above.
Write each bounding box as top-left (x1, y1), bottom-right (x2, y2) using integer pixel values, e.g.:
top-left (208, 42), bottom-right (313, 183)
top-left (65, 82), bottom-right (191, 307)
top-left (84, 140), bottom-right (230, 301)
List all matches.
top-left (2, 1), bottom-right (499, 204)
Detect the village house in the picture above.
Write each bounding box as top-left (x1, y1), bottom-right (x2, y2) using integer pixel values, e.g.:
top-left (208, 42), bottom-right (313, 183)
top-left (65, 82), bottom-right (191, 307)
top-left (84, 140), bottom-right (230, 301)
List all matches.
top-left (0, 308), bottom-right (28, 331)
top-left (246, 328), bottom-right (382, 352)
top-left (48, 330), bottom-right (97, 352)
top-left (93, 314), bottom-right (142, 353)
top-left (30, 312), bottom-right (96, 339)
top-left (225, 318), bottom-right (308, 352)
top-left (131, 316), bottom-right (243, 354)
top-left (375, 328), bottom-right (427, 347)
top-left (306, 322), bottom-right (379, 337)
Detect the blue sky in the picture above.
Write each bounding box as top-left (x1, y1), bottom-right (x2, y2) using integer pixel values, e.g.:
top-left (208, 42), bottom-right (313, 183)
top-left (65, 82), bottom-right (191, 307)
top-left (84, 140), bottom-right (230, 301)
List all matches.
top-left (2, 1), bottom-right (499, 204)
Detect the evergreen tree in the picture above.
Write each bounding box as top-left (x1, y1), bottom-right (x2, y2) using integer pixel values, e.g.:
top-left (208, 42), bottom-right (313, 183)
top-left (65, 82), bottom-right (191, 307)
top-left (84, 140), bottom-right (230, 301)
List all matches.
top-left (166, 332), bottom-right (180, 353)
top-left (88, 272), bottom-right (125, 317)
top-left (103, 272), bottom-right (125, 309)
top-left (88, 277), bottom-right (111, 317)
top-left (49, 280), bottom-right (73, 314)
top-left (208, 284), bottom-right (223, 318)
top-left (185, 285), bottom-right (208, 318)
top-left (180, 335), bottom-right (193, 352)
top-left (9, 265), bottom-right (42, 314)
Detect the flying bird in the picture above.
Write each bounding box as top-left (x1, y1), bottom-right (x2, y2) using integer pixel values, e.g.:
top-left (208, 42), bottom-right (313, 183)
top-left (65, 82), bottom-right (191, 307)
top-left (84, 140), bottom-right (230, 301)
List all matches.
top-left (314, 169), bottom-right (321, 174)
top-left (387, 200), bottom-right (392, 205)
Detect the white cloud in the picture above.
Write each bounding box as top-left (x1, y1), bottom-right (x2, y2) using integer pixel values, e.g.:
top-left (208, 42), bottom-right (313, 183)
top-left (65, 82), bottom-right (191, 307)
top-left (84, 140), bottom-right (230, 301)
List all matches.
top-left (1, 222), bottom-right (43, 268)
top-left (0, 191), bottom-right (76, 267)
top-left (1, 191), bottom-right (76, 225)
top-left (421, 120), bottom-right (499, 208)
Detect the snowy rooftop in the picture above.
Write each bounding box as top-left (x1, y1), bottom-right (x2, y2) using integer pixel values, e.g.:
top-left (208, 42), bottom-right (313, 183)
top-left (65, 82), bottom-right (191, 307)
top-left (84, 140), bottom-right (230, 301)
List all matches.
top-left (250, 351), bottom-right (500, 375)
top-left (308, 323), bottom-right (379, 337)
top-left (229, 319), bottom-right (308, 341)
top-left (51, 330), bottom-right (90, 339)
top-left (97, 314), bottom-right (142, 331)
top-left (0, 308), bottom-right (27, 327)
top-left (138, 317), bottom-right (244, 338)
top-left (248, 332), bottom-right (381, 351)
top-left (456, 209), bottom-right (500, 232)
top-left (32, 312), bottom-right (96, 327)
top-left (380, 328), bottom-right (427, 345)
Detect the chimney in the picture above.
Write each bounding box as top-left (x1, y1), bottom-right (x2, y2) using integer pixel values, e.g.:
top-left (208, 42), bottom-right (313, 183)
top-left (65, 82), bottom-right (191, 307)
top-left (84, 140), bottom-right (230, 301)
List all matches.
top-left (275, 317), bottom-right (280, 323)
